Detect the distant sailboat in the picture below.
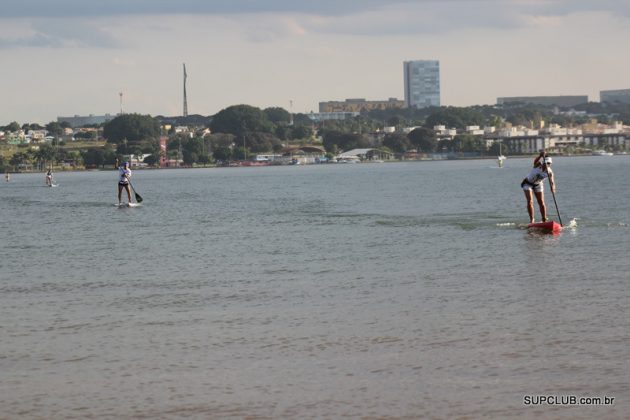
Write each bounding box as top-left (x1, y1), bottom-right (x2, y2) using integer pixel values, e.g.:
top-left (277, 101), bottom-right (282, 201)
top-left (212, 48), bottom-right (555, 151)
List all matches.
top-left (497, 142), bottom-right (506, 168)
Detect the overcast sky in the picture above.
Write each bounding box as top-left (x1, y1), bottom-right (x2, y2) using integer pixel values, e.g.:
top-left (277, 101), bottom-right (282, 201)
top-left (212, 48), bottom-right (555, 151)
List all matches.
top-left (1, 0), bottom-right (629, 124)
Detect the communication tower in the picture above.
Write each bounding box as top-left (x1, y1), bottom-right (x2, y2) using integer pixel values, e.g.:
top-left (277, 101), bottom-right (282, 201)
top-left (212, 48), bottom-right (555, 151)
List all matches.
top-left (183, 63), bottom-right (188, 117)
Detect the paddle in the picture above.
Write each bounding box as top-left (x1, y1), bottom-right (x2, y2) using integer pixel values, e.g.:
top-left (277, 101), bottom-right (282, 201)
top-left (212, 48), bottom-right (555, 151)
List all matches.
top-left (128, 180), bottom-right (143, 203)
top-left (550, 186), bottom-right (562, 227)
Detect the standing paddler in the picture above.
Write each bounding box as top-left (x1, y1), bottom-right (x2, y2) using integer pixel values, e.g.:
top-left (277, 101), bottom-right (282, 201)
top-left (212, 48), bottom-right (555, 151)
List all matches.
top-left (116, 160), bottom-right (133, 206)
top-left (45, 167), bottom-right (53, 186)
top-left (521, 150), bottom-right (555, 224)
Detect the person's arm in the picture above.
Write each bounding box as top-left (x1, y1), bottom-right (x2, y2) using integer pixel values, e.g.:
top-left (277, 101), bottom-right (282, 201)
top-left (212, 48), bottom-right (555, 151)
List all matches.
top-left (548, 169), bottom-right (555, 193)
top-left (533, 150), bottom-right (546, 166)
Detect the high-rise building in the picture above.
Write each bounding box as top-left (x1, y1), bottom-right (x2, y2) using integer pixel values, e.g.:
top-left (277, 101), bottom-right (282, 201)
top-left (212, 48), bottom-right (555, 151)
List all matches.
top-left (403, 60), bottom-right (440, 108)
top-left (600, 89), bottom-right (630, 104)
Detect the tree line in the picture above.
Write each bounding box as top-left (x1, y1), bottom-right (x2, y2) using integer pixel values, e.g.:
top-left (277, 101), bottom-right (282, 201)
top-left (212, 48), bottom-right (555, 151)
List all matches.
top-left (3, 100), bottom-right (630, 171)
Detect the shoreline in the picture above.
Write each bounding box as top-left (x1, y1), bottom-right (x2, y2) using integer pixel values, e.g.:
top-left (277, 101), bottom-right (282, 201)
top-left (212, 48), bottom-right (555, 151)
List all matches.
top-left (4, 152), bottom-right (627, 174)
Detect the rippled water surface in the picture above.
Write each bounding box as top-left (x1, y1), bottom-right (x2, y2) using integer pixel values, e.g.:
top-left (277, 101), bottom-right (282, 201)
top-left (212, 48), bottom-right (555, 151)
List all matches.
top-left (1, 157), bottom-right (629, 418)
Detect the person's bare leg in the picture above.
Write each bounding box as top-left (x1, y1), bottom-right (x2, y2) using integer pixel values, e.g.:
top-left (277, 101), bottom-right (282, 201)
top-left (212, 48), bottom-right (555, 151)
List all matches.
top-left (524, 190), bottom-right (534, 223)
top-left (535, 191), bottom-right (547, 222)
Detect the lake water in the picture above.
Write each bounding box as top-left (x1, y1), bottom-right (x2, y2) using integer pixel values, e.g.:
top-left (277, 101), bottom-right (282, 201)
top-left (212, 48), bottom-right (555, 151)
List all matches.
top-left (1, 157), bottom-right (629, 419)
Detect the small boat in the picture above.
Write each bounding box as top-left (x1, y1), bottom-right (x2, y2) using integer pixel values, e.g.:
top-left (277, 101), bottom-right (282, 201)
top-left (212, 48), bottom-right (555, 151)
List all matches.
top-left (527, 220), bottom-right (562, 234)
top-left (592, 150), bottom-right (613, 156)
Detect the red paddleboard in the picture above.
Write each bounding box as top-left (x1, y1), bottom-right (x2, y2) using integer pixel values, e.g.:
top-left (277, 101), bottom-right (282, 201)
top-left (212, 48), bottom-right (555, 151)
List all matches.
top-left (527, 221), bottom-right (562, 233)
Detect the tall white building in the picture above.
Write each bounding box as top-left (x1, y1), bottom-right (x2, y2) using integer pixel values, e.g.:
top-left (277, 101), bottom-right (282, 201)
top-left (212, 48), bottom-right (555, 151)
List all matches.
top-left (403, 60), bottom-right (440, 108)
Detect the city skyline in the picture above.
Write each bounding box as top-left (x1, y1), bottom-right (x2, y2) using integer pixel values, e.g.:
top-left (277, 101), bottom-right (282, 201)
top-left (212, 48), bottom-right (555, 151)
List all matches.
top-left (1, 0), bottom-right (629, 124)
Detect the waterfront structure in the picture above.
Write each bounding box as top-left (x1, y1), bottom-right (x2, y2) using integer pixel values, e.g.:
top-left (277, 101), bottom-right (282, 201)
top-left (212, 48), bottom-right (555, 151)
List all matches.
top-left (403, 60), bottom-right (440, 108)
top-left (337, 148), bottom-right (392, 161)
top-left (496, 96), bottom-right (588, 107)
top-left (486, 128), bottom-right (628, 154)
top-left (57, 114), bottom-right (115, 128)
top-left (600, 89), bottom-right (630, 104)
top-left (319, 98), bottom-right (404, 113)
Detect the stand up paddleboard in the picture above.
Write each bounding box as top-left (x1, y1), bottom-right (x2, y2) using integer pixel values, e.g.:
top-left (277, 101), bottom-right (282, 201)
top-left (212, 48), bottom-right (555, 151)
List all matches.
top-left (527, 220), bottom-right (562, 234)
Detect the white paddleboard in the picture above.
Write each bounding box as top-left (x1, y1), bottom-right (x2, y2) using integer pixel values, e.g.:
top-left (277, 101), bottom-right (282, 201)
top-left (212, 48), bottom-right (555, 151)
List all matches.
top-left (115, 202), bottom-right (141, 207)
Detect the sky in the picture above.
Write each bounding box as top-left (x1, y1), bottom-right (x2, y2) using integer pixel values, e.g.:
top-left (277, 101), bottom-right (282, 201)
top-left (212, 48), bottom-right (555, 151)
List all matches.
top-left (1, 0), bottom-right (629, 125)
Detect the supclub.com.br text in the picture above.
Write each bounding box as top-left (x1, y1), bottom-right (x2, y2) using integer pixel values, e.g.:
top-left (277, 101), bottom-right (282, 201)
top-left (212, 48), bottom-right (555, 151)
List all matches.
top-left (524, 395), bottom-right (615, 406)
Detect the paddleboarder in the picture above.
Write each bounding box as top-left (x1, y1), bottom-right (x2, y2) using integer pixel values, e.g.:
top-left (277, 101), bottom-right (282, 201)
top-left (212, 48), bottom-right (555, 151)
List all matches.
top-left (521, 151), bottom-right (555, 224)
top-left (45, 167), bottom-right (53, 186)
top-left (117, 160), bottom-right (133, 206)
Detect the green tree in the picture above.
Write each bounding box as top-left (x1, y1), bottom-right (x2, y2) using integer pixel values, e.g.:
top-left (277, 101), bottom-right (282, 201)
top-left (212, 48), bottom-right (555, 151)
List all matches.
top-left (408, 127), bottom-right (437, 152)
top-left (10, 151), bottom-right (31, 170)
top-left (34, 143), bottom-right (58, 168)
top-left (103, 113), bottom-right (160, 144)
top-left (387, 116), bottom-right (401, 127)
top-left (212, 146), bottom-right (232, 162)
top-left (293, 113), bottom-right (314, 125)
top-left (74, 131), bottom-right (97, 140)
top-left (264, 107), bottom-right (291, 124)
top-left (182, 150), bottom-right (198, 165)
top-left (45, 122), bottom-right (64, 136)
top-left (321, 129), bottom-right (370, 152)
top-left (290, 125), bottom-right (312, 140)
top-left (3, 121), bottom-right (21, 132)
top-left (382, 132), bottom-right (411, 153)
top-left (244, 132), bottom-right (282, 153)
top-left (424, 107), bottom-right (485, 129)
top-left (210, 105), bottom-right (273, 135)
top-left (452, 134), bottom-right (484, 153)
top-left (22, 123), bottom-right (44, 131)
top-left (81, 148), bottom-right (105, 168)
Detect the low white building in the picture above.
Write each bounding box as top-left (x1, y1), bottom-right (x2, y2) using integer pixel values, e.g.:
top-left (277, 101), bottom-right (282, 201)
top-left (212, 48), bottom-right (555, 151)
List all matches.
top-left (128, 154), bottom-right (152, 167)
top-left (337, 148), bottom-right (392, 161)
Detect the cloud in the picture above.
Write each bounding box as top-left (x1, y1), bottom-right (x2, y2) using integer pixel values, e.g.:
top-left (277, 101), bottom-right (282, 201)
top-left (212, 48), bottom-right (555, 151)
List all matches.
top-left (0, 19), bottom-right (123, 49)
top-left (1, 0), bottom-right (409, 18)
top-left (3, 0), bottom-right (629, 20)
top-left (3, 0), bottom-right (630, 47)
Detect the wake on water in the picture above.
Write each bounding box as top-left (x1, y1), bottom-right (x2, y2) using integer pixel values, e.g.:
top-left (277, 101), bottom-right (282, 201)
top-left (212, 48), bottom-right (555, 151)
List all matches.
top-left (496, 218), bottom-right (579, 229)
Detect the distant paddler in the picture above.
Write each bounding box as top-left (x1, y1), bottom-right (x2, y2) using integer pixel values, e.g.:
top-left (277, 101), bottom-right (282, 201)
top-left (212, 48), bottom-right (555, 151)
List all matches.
top-left (4, 172), bottom-right (9, 182)
top-left (117, 160), bottom-right (133, 206)
top-left (520, 151), bottom-right (555, 224)
top-left (45, 167), bottom-right (53, 186)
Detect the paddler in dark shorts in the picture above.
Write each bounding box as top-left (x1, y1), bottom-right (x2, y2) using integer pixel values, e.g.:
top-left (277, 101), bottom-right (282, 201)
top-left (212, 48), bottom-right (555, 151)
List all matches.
top-left (521, 151), bottom-right (555, 224)
top-left (117, 160), bottom-right (133, 206)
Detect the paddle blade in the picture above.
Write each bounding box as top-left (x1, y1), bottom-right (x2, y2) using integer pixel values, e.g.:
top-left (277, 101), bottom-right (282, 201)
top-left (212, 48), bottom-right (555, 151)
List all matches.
top-left (134, 192), bottom-right (143, 203)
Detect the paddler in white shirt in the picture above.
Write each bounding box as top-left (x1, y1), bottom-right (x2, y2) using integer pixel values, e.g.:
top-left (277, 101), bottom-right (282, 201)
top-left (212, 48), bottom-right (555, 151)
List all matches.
top-left (117, 160), bottom-right (133, 206)
top-left (520, 151), bottom-right (555, 224)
